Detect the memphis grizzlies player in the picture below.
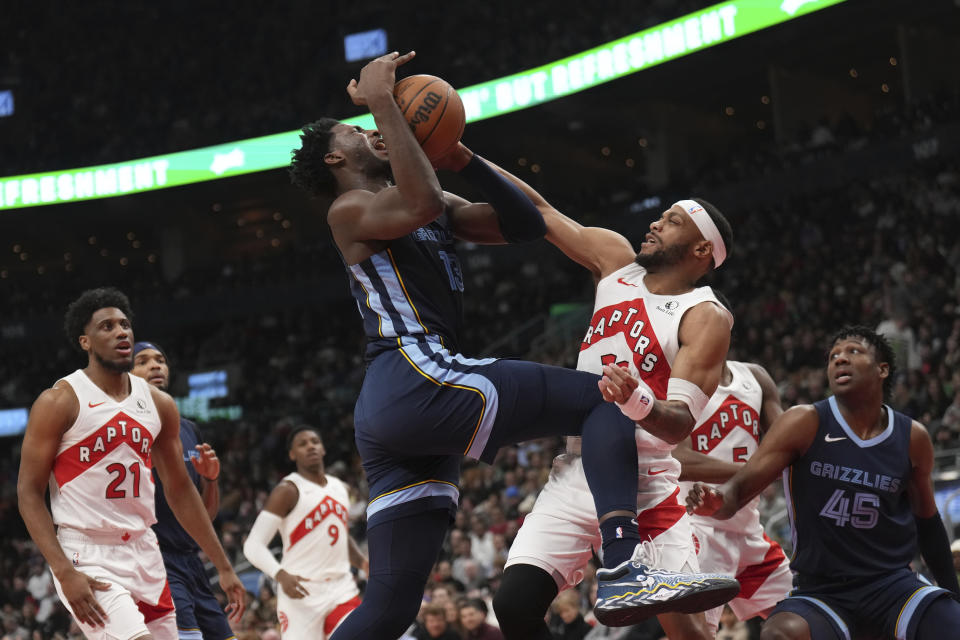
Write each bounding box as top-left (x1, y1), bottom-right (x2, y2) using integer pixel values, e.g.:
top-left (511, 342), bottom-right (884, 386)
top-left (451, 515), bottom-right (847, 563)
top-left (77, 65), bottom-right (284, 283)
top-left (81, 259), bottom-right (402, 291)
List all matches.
top-left (687, 326), bottom-right (960, 639)
top-left (288, 51), bottom-right (734, 639)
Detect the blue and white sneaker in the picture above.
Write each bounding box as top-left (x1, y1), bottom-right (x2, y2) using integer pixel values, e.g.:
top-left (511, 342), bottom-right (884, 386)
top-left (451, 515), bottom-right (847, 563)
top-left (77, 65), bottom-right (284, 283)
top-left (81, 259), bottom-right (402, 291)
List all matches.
top-left (594, 541), bottom-right (740, 626)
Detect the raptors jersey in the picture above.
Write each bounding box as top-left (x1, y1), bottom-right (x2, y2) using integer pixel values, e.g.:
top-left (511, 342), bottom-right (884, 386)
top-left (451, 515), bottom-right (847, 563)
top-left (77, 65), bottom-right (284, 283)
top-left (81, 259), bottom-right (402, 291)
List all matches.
top-left (685, 361), bottom-right (764, 532)
top-left (50, 370), bottom-right (161, 533)
top-left (576, 262), bottom-right (732, 505)
top-left (279, 473), bottom-right (358, 599)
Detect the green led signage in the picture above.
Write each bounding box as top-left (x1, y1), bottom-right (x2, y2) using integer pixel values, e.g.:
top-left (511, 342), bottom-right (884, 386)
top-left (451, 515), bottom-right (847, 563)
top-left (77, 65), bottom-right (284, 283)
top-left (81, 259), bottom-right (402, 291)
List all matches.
top-left (0, 0), bottom-right (845, 210)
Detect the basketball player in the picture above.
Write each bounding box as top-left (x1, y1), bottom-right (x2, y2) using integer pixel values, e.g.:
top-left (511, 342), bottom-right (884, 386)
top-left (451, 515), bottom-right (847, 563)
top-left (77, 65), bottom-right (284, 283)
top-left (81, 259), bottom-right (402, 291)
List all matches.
top-left (288, 51), bottom-right (735, 638)
top-left (242, 426), bottom-right (367, 639)
top-left (491, 174), bottom-right (739, 637)
top-left (131, 341), bottom-right (237, 640)
top-left (16, 288), bottom-right (245, 640)
top-left (674, 360), bottom-right (793, 633)
top-left (687, 326), bottom-right (960, 639)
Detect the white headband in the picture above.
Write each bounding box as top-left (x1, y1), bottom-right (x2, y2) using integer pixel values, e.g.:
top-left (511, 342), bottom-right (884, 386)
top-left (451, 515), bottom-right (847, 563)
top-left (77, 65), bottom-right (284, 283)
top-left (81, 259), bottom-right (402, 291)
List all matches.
top-left (674, 199), bottom-right (727, 268)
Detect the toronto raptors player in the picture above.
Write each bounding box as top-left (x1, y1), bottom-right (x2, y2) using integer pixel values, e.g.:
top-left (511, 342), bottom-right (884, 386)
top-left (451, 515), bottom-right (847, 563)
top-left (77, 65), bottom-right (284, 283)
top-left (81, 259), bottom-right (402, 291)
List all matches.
top-left (675, 361), bottom-right (793, 633)
top-left (243, 426), bottom-right (367, 640)
top-left (17, 288), bottom-right (245, 640)
top-left (493, 195), bottom-right (737, 638)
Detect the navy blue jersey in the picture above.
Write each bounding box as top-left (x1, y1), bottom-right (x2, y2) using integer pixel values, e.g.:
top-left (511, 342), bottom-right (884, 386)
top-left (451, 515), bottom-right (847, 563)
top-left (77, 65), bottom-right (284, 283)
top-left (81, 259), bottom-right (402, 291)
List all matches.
top-left (346, 214), bottom-right (464, 360)
top-left (783, 396), bottom-right (915, 579)
top-left (152, 417), bottom-right (205, 553)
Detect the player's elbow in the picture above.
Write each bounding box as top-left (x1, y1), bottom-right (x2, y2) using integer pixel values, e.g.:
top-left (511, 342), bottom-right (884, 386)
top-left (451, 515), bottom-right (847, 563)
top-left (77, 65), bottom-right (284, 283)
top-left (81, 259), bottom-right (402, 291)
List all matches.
top-left (409, 189), bottom-right (445, 222)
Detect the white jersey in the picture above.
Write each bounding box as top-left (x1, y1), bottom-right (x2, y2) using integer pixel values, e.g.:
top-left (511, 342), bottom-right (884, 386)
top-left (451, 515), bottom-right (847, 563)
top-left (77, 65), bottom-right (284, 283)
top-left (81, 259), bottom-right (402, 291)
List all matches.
top-left (684, 360), bottom-right (764, 532)
top-left (279, 472), bottom-right (358, 599)
top-left (50, 370), bottom-right (161, 534)
top-left (575, 262), bottom-right (732, 508)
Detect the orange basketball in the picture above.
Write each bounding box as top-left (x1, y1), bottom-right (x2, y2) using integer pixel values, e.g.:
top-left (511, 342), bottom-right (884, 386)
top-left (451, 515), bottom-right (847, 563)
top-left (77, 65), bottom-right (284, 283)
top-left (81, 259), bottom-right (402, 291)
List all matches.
top-left (394, 74), bottom-right (466, 162)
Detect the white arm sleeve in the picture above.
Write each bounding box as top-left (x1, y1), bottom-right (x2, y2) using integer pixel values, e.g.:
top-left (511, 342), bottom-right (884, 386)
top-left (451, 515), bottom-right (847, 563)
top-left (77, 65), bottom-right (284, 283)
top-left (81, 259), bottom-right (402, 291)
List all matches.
top-left (243, 511), bottom-right (283, 579)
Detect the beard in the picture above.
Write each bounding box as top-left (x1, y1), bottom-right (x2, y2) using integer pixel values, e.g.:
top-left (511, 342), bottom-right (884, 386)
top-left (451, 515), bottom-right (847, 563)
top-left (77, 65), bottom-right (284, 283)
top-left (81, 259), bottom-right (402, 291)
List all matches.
top-left (634, 242), bottom-right (689, 272)
top-left (95, 350), bottom-right (133, 373)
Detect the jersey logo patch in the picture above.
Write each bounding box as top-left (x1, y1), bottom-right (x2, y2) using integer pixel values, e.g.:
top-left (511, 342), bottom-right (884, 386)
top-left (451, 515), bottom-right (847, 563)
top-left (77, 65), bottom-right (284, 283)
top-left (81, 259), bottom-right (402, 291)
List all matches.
top-left (288, 494), bottom-right (349, 548)
top-left (824, 434), bottom-right (847, 443)
top-left (617, 277), bottom-right (639, 288)
top-left (88, 401), bottom-right (105, 408)
top-left (690, 395), bottom-right (761, 454)
top-left (648, 468), bottom-right (669, 475)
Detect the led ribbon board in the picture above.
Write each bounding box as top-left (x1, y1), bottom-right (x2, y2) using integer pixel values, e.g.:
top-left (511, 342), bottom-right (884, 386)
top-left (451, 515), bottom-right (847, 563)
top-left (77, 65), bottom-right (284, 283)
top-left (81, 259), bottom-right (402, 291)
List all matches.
top-left (0, 0), bottom-right (845, 210)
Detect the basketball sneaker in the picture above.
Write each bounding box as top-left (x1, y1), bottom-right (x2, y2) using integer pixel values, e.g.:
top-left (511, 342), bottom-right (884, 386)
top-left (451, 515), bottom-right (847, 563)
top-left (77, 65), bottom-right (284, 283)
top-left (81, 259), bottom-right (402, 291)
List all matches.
top-left (594, 540), bottom-right (740, 626)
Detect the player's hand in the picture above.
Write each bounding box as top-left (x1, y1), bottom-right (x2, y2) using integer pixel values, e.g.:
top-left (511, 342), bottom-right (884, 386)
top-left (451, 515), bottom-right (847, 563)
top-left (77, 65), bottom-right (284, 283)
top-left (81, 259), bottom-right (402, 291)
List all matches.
top-left (432, 142), bottom-right (472, 172)
top-left (598, 365), bottom-right (639, 404)
top-left (347, 51), bottom-right (416, 107)
top-left (219, 568), bottom-right (246, 622)
top-left (685, 482), bottom-right (724, 516)
top-left (191, 443), bottom-right (220, 481)
top-left (276, 569), bottom-right (311, 599)
top-left (60, 569), bottom-right (110, 627)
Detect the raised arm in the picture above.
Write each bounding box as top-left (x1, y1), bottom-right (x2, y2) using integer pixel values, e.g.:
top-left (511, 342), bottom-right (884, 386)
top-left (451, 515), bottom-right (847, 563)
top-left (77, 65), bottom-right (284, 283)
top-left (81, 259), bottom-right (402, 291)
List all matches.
top-left (151, 389), bottom-right (245, 621)
top-left (686, 404), bottom-right (819, 519)
top-left (189, 441), bottom-right (220, 521)
top-left (328, 51), bottom-right (445, 250)
top-left (908, 420), bottom-right (960, 595)
top-left (478, 155), bottom-right (635, 278)
top-left (17, 384), bottom-right (111, 628)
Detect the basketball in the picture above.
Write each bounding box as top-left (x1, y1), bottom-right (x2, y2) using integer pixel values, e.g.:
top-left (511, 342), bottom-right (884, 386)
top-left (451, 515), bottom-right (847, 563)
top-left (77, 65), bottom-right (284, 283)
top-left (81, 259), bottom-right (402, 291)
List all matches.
top-left (394, 74), bottom-right (466, 162)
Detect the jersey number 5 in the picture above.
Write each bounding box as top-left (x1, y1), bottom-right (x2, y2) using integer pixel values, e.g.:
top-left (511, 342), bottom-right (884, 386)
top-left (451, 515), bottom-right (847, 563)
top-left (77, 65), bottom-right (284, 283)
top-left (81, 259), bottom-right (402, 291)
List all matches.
top-left (105, 462), bottom-right (142, 499)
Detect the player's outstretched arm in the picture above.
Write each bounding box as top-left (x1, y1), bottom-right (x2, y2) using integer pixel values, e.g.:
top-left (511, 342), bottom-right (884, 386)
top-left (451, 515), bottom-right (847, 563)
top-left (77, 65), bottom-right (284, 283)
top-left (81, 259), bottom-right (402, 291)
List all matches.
top-left (686, 405), bottom-right (819, 519)
top-left (151, 389), bottom-right (245, 621)
top-left (17, 384), bottom-right (111, 628)
top-left (908, 421), bottom-right (960, 595)
top-left (481, 157), bottom-right (635, 278)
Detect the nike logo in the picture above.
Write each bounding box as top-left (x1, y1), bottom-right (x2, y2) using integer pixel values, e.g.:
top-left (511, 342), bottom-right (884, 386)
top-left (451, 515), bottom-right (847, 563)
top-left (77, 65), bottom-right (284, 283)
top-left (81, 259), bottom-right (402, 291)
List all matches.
top-left (617, 278), bottom-right (639, 287)
top-left (648, 468), bottom-right (669, 475)
top-left (824, 434), bottom-right (847, 443)
top-left (88, 401), bottom-right (106, 408)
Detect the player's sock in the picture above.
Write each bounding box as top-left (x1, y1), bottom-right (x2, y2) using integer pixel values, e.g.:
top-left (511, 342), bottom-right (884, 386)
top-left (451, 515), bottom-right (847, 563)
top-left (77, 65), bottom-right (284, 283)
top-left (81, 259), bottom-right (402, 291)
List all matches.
top-left (580, 402), bottom-right (641, 569)
top-left (599, 516), bottom-right (642, 568)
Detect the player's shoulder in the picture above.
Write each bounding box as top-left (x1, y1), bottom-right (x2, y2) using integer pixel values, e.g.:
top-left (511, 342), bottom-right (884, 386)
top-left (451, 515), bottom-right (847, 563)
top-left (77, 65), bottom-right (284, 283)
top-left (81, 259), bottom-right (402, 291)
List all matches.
top-left (34, 380), bottom-right (80, 414)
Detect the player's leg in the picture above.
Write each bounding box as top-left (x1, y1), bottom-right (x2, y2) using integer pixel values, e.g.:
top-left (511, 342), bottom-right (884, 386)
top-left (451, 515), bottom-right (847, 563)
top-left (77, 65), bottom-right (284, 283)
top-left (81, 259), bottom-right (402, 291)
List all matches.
top-left (912, 595), bottom-right (960, 639)
top-left (328, 508), bottom-right (450, 640)
top-left (159, 552), bottom-right (203, 640)
top-left (727, 531), bottom-right (793, 628)
top-left (323, 595), bottom-right (361, 638)
top-left (182, 554), bottom-right (236, 640)
top-left (495, 455), bottom-right (598, 640)
top-left (657, 612), bottom-right (712, 639)
top-left (761, 599), bottom-right (848, 640)
top-left (493, 565), bottom-right (557, 640)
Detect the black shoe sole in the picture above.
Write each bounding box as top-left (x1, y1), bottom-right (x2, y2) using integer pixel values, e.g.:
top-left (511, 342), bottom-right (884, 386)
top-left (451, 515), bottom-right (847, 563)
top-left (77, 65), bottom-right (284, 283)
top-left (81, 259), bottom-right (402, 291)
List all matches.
top-left (594, 581), bottom-right (741, 627)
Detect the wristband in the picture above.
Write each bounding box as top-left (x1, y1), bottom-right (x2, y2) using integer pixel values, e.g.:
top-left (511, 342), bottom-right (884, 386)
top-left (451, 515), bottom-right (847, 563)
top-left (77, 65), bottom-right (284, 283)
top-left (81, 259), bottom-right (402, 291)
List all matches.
top-left (616, 381), bottom-right (655, 422)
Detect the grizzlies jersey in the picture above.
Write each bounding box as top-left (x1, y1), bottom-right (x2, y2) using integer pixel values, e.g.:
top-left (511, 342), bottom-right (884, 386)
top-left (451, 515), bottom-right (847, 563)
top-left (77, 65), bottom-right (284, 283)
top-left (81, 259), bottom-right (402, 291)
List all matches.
top-left (346, 213), bottom-right (463, 360)
top-left (152, 417), bottom-right (205, 553)
top-left (784, 396), bottom-right (915, 579)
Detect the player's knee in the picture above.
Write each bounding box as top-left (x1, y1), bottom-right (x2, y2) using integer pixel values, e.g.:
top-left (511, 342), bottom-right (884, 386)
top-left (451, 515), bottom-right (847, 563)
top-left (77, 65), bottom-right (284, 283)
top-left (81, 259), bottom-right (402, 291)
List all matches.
top-left (760, 613), bottom-right (808, 640)
top-left (493, 564), bottom-right (557, 628)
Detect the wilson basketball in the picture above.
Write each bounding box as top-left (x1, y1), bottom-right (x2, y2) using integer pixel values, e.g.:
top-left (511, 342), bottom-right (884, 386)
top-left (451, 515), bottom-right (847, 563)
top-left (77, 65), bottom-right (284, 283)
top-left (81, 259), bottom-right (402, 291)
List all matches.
top-left (394, 74), bottom-right (466, 162)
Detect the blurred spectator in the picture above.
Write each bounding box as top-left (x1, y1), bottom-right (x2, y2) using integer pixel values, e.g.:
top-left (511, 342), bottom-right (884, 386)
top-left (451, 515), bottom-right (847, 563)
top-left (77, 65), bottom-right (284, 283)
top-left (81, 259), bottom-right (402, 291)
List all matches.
top-left (459, 598), bottom-right (504, 640)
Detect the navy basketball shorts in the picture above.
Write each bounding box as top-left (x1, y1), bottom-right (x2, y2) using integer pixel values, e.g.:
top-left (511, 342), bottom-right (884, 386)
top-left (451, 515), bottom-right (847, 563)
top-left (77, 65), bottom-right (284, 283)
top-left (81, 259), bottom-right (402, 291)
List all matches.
top-left (162, 550), bottom-right (235, 640)
top-left (354, 336), bottom-right (606, 527)
top-left (771, 567), bottom-right (953, 640)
